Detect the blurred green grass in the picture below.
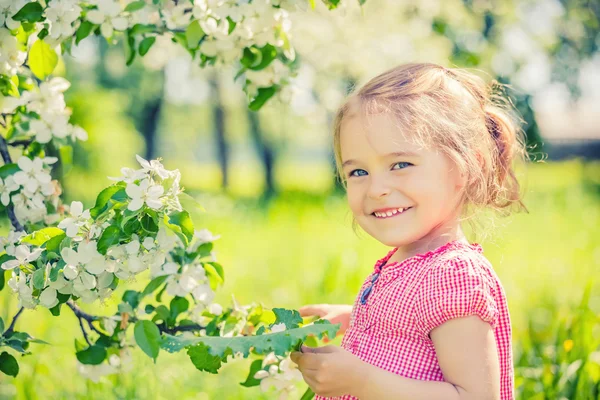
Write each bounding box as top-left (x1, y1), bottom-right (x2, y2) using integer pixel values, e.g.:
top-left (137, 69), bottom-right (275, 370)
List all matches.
top-left (1, 159), bottom-right (599, 399)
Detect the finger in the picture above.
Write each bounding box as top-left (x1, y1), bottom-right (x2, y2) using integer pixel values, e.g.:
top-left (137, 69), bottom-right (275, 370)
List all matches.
top-left (300, 344), bottom-right (320, 353)
top-left (290, 351), bottom-right (302, 364)
top-left (293, 352), bottom-right (321, 369)
top-left (298, 305), bottom-right (328, 317)
top-left (303, 345), bottom-right (338, 354)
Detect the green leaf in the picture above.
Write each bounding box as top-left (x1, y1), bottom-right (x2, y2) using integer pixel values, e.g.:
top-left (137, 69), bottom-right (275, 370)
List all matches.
top-left (204, 262), bottom-right (224, 290)
top-left (0, 352), bottom-right (18, 377)
top-left (0, 164), bottom-right (19, 179)
top-left (129, 24), bottom-right (156, 36)
top-left (139, 36), bottom-right (156, 56)
top-left (76, 345), bottom-right (107, 365)
top-left (300, 388), bottom-right (315, 400)
top-left (170, 297), bottom-right (189, 321)
top-left (0, 317), bottom-right (4, 334)
top-left (29, 40), bottom-right (59, 80)
top-left (187, 342), bottom-right (222, 374)
top-left (140, 210), bottom-right (159, 234)
top-left (161, 319), bottom-right (340, 361)
top-left (49, 303), bottom-right (61, 316)
top-left (240, 359), bottom-right (263, 387)
top-left (59, 145), bottom-right (73, 174)
top-left (165, 211), bottom-right (194, 245)
top-left (153, 305), bottom-right (170, 324)
top-left (76, 20), bottom-right (95, 44)
top-left (141, 275), bottom-right (167, 297)
top-left (44, 233), bottom-right (66, 253)
top-left (37, 27), bottom-right (48, 40)
top-left (22, 227), bottom-right (65, 246)
top-left (169, 211), bottom-right (194, 242)
top-left (125, 0), bottom-right (146, 12)
top-left (134, 321), bottom-right (161, 361)
top-left (12, 3), bottom-right (44, 23)
top-left (126, 32), bottom-right (136, 66)
top-left (185, 20), bottom-right (204, 49)
top-left (0, 269), bottom-right (7, 291)
top-left (97, 226), bottom-right (121, 255)
top-left (90, 185), bottom-right (127, 218)
top-left (241, 44), bottom-right (277, 71)
top-left (321, 0), bottom-right (341, 9)
top-left (248, 86), bottom-right (278, 111)
top-left (32, 268), bottom-right (45, 290)
top-left (194, 242), bottom-right (211, 256)
top-left (122, 290), bottom-right (140, 309)
top-left (273, 308), bottom-right (303, 330)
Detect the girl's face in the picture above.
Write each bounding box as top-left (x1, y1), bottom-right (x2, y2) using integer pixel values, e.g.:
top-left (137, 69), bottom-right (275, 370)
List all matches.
top-left (340, 110), bottom-right (466, 249)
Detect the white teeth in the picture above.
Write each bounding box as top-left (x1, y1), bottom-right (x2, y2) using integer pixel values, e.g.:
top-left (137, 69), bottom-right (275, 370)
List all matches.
top-left (373, 207), bottom-right (410, 218)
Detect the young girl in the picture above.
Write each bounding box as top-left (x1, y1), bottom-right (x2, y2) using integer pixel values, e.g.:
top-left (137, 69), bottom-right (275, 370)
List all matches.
top-left (290, 63), bottom-right (527, 400)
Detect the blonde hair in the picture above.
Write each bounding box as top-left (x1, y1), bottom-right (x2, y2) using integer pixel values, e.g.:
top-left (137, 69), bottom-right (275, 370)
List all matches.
top-left (333, 63), bottom-right (528, 234)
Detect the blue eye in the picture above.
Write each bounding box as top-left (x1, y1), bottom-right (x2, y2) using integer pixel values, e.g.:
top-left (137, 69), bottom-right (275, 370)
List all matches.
top-left (349, 169), bottom-right (368, 177)
top-left (392, 162), bottom-right (412, 170)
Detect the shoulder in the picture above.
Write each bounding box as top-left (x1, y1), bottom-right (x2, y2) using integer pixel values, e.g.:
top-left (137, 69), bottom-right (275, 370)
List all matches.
top-left (422, 244), bottom-right (499, 290)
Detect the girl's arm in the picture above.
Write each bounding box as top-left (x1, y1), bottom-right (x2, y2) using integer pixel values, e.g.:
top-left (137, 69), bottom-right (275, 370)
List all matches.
top-left (355, 315), bottom-right (501, 400)
top-left (292, 315), bottom-right (501, 400)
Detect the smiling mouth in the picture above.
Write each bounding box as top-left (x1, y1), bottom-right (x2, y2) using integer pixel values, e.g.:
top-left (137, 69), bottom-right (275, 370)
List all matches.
top-left (371, 207), bottom-right (412, 219)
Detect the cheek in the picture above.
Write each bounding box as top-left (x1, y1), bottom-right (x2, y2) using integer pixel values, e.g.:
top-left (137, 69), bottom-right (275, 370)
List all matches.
top-left (346, 185), bottom-right (364, 214)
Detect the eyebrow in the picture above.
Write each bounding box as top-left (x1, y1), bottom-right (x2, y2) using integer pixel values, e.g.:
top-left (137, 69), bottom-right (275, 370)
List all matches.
top-left (342, 151), bottom-right (420, 168)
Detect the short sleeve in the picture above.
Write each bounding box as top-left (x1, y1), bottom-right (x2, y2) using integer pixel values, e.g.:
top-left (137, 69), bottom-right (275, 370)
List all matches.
top-left (415, 256), bottom-right (499, 338)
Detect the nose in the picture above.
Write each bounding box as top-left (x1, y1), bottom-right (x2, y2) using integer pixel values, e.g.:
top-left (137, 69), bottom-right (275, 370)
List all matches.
top-left (366, 174), bottom-right (391, 200)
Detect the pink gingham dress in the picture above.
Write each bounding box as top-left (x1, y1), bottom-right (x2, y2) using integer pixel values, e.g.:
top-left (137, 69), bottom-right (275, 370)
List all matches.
top-left (316, 240), bottom-right (513, 400)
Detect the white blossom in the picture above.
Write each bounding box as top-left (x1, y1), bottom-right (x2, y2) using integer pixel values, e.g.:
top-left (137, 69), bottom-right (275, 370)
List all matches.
top-left (61, 241), bottom-right (106, 278)
top-left (0, 175), bottom-right (18, 206)
top-left (39, 287), bottom-right (58, 308)
top-left (161, 2), bottom-right (192, 30)
top-left (108, 166), bottom-right (146, 183)
top-left (135, 155), bottom-right (170, 179)
top-left (0, 230), bottom-right (25, 256)
top-left (45, 0), bottom-right (82, 40)
top-left (86, 0), bottom-right (129, 38)
top-left (270, 322), bottom-right (286, 333)
top-left (126, 179), bottom-right (164, 211)
top-left (253, 354), bottom-right (303, 399)
top-left (59, 201), bottom-right (91, 237)
top-left (0, 0), bottom-right (29, 30)
top-left (8, 270), bottom-right (36, 308)
top-left (0, 28), bottom-right (27, 76)
top-left (13, 157), bottom-right (53, 194)
top-left (1, 244), bottom-right (43, 270)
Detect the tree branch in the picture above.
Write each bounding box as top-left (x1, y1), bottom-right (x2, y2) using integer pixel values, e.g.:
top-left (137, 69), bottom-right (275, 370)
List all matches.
top-left (8, 139), bottom-right (33, 147)
top-left (0, 135), bottom-right (25, 232)
top-left (4, 307), bottom-right (24, 336)
top-left (65, 300), bottom-right (206, 335)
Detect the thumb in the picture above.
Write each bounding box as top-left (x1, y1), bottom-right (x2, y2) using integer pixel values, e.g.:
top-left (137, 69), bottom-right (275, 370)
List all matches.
top-left (301, 344), bottom-right (339, 354)
top-left (298, 305), bottom-right (327, 317)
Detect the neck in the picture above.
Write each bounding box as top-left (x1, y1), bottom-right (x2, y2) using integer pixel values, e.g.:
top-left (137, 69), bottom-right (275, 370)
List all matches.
top-left (388, 224), bottom-right (467, 264)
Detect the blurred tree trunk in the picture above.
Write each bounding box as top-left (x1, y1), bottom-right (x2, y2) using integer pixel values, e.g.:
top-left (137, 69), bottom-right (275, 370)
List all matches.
top-left (210, 76), bottom-right (229, 190)
top-left (139, 75), bottom-right (164, 160)
top-left (247, 110), bottom-right (276, 198)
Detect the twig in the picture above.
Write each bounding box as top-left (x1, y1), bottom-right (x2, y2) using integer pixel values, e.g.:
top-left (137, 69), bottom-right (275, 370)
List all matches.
top-left (77, 314), bottom-right (91, 347)
top-left (8, 139), bottom-right (33, 147)
top-left (158, 323), bottom-right (206, 335)
top-left (66, 301), bottom-right (99, 321)
top-left (85, 318), bottom-right (103, 335)
top-left (66, 300), bottom-right (207, 335)
top-left (0, 135), bottom-right (25, 231)
top-left (4, 307), bottom-right (24, 336)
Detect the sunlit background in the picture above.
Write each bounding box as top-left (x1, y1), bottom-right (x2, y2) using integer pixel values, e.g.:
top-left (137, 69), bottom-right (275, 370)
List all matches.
top-left (1, 0), bottom-right (599, 398)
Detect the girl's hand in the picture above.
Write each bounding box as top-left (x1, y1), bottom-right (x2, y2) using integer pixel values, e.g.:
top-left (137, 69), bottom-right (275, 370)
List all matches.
top-left (291, 345), bottom-right (367, 398)
top-left (299, 304), bottom-right (352, 342)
